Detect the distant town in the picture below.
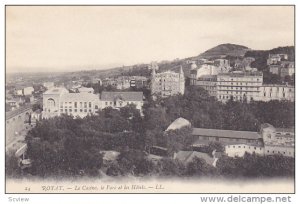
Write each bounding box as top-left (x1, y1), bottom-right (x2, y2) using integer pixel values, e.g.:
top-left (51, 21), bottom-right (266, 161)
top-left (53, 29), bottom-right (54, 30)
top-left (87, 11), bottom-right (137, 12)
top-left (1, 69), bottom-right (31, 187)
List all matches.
top-left (6, 43), bottom-right (295, 179)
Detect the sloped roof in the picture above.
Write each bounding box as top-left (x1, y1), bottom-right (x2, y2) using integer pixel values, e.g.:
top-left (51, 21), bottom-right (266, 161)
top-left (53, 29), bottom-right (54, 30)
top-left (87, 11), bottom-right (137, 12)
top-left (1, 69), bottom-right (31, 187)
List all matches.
top-left (44, 87), bottom-right (69, 95)
top-left (101, 92), bottom-right (143, 101)
top-left (60, 93), bottom-right (99, 102)
top-left (175, 151), bottom-right (215, 166)
top-left (192, 128), bottom-right (261, 140)
top-left (78, 87), bottom-right (94, 92)
top-left (166, 117), bottom-right (191, 131)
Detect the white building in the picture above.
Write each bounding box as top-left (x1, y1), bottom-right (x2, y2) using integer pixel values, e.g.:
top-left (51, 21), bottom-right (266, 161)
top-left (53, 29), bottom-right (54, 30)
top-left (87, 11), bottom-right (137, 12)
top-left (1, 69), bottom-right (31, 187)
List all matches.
top-left (42, 88), bottom-right (144, 118)
top-left (259, 85), bottom-right (295, 102)
top-left (42, 87), bottom-right (100, 118)
top-left (16, 87), bottom-right (34, 96)
top-left (190, 63), bottom-right (219, 79)
top-left (260, 124), bottom-right (294, 157)
top-left (192, 123), bottom-right (294, 158)
top-left (267, 54), bottom-right (288, 65)
top-left (100, 92), bottom-right (144, 112)
top-left (151, 66), bottom-right (185, 98)
top-left (192, 128), bottom-right (264, 158)
top-left (216, 71), bottom-right (263, 102)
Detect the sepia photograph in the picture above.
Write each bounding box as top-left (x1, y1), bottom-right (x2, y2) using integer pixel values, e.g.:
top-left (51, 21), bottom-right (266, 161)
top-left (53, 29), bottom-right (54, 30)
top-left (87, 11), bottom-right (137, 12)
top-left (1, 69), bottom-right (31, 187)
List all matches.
top-left (5, 5), bottom-right (295, 194)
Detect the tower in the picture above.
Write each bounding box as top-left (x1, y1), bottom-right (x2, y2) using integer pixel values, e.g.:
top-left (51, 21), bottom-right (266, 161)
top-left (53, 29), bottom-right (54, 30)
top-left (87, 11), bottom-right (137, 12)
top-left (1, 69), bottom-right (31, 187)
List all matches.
top-left (179, 66), bottom-right (185, 95)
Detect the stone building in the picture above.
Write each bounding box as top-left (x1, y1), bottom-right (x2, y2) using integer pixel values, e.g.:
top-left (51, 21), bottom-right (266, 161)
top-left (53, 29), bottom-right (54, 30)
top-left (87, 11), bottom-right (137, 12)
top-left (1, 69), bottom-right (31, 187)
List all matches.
top-left (151, 66), bottom-right (185, 98)
top-left (216, 71), bottom-right (263, 102)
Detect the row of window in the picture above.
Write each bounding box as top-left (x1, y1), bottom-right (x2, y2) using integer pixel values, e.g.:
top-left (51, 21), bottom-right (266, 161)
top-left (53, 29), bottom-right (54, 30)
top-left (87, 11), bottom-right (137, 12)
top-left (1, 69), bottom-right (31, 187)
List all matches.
top-left (263, 92), bottom-right (287, 98)
top-left (219, 95), bottom-right (254, 101)
top-left (218, 86), bottom-right (260, 90)
top-left (104, 101), bottom-right (140, 106)
top-left (60, 102), bottom-right (92, 109)
top-left (229, 145), bottom-right (262, 150)
top-left (266, 150), bottom-right (293, 155)
top-left (263, 87), bottom-right (293, 92)
top-left (60, 109), bottom-right (92, 113)
top-left (199, 136), bottom-right (257, 143)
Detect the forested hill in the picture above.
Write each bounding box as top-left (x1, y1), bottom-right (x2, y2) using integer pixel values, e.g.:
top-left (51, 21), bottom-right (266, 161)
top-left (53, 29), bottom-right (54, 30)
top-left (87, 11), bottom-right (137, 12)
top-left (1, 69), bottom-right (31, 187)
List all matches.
top-left (196, 43), bottom-right (250, 59)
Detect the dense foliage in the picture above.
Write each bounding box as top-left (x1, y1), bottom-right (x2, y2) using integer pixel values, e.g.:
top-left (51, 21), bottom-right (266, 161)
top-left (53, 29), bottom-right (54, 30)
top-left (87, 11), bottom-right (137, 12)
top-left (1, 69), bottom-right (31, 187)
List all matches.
top-left (14, 86), bottom-right (294, 178)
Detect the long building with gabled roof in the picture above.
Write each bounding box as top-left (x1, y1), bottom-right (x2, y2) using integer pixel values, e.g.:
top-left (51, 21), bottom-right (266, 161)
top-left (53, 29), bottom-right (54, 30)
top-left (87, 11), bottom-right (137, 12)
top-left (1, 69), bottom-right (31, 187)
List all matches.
top-left (42, 87), bottom-right (144, 118)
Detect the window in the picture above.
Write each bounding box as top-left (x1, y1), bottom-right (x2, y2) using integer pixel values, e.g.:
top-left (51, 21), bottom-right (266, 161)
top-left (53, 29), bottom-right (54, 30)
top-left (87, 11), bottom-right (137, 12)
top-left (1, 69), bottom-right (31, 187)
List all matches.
top-left (74, 102), bottom-right (77, 108)
top-left (84, 109), bottom-right (87, 112)
top-left (244, 146), bottom-right (245, 148)
top-left (84, 102), bottom-right (87, 108)
top-left (60, 109), bottom-right (63, 112)
top-left (65, 109), bottom-right (67, 113)
top-left (95, 105), bottom-right (98, 109)
top-left (238, 146), bottom-right (241, 148)
top-left (89, 102), bottom-right (91, 108)
top-left (80, 109), bottom-right (83, 112)
top-left (74, 109), bottom-right (77, 112)
top-left (80, 102), bottom-right (82, 108)
top-left (105, 102), bottom-right (108, 105)
top-left (69, 109), bottom-right (72, 112)
top-left (89, 109), bottom-right (92, 112)
top-left (60, 102), bottom-right (63, 108)
top-left (233, 146), bottom-right (235, 148)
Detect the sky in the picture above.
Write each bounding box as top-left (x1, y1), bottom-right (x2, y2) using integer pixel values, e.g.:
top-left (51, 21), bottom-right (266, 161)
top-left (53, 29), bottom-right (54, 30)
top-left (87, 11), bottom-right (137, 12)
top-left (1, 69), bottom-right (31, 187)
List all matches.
top-left (6, 6), bottom-right (294, 73)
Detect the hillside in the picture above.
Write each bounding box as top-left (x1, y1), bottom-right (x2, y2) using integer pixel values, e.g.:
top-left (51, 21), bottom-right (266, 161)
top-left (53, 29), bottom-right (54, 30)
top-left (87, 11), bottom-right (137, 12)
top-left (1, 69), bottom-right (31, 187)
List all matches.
top-left (244, 46), bottom-right (295, 72)
top-left (196, 43), bottom-right (250, 59)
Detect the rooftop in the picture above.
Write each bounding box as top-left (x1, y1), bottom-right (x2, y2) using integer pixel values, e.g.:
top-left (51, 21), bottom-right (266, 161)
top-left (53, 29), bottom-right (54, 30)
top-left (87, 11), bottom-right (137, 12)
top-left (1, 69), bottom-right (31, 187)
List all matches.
top-left (44, 87), bottom-right (69, 95)
top-left (166, 117), bottom-right (191, 131)
top-left (175, 151), bottom-right (215, 166)
top-left (101, 92), bottom-right (143, 101)
top-left (218, 71), bottom-right (263, 77)
top-left (192, 128), bottom-right (262, 140)
top-left (60, 92), bottom-right (99, 102)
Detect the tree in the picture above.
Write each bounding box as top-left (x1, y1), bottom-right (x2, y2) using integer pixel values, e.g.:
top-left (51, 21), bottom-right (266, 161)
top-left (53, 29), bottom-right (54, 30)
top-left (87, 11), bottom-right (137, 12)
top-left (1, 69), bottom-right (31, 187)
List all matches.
top-left (156, 158), bottom-right (186, 176)
top-left (32, 103), bottom-right (43, 112)
top-left (165, 127), bottom-right (194, 155)
top-left (185, 157), bottom-right (217, 177)
top-left (6, 151), bottom-right (22, 178)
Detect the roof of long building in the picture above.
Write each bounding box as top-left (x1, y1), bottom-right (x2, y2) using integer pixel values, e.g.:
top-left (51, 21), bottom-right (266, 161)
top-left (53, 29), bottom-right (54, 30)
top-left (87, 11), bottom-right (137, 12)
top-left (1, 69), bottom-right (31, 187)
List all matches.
top-left (100, 92), bottom-right (143, 101)
top-left (192, 128), bottom-right (262, 140)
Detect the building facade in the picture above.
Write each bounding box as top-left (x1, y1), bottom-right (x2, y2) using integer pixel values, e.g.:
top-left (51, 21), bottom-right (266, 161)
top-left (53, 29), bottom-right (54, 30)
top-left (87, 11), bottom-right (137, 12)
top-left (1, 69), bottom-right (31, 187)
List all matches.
top-left (42, 88), bottom-right (144, 118)
top-left (99, 92), bottom-right (144, 111)
top-left (151, 66), bottom-right (185, 97)
top-left (192, 123), bottom-right (294, 158)
top-left (190, 75), bottom-right (217, 97)
top-left (216, 71), bottom-right (263, 102)
top-left (258, 84), bottom-right (295, 102)
top-left (260, 124), bottom-right (294, 157)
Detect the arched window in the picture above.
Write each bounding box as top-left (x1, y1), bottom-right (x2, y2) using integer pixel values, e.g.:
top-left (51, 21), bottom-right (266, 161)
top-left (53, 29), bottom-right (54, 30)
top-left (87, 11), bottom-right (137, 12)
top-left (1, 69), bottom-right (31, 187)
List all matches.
top-left (47, 98), bottom-right (56, 109)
